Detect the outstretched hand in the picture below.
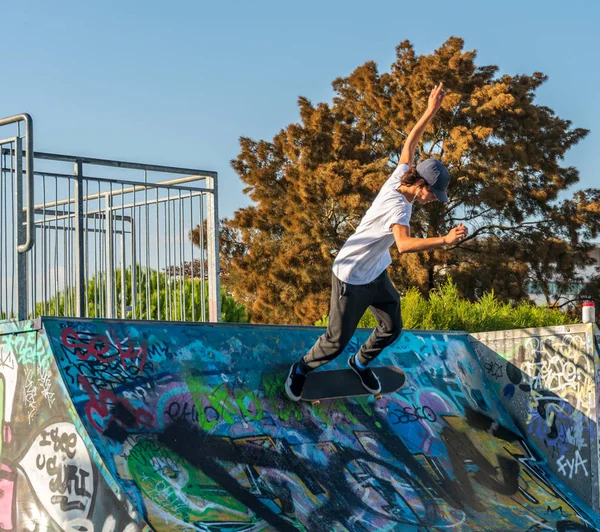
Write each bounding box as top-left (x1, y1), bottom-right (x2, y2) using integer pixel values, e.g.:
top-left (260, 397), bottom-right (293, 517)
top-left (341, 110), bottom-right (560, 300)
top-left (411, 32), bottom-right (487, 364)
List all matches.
top-left (444, 223), bottom-right (468, 245)
top-left (427, 83), bottom-right (445, 115)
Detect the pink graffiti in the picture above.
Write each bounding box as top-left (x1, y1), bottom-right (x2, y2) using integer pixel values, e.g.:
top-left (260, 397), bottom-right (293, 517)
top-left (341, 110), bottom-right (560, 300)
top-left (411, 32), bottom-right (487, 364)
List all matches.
top-left (0, 462), bottom-right (15, 531)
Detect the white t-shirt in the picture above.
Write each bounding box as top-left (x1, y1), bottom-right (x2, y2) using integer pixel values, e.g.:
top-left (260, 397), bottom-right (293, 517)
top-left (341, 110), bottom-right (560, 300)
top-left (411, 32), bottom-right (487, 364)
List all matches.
top-left (332, 163), bottom-right (412, 285)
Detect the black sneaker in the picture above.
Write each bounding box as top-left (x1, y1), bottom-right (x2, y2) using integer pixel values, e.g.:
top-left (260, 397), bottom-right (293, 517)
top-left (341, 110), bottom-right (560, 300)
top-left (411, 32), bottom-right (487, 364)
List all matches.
top-left (349, 355), bottom-right (382, 393)
top-left (285, 363), bottom-right (306, 402)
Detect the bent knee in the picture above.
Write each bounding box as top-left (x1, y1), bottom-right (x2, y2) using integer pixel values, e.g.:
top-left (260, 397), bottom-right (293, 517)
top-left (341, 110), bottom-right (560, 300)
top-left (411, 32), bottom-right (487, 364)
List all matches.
top-left (325, 329), bottom-right (353, 353)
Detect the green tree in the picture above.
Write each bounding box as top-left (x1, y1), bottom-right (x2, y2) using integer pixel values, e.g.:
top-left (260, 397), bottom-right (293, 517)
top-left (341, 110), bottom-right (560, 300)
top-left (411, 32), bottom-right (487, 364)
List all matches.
top-left (221, 37), bottom-right (598, 325)
top-left (36, 265), bottom-right (250, 323)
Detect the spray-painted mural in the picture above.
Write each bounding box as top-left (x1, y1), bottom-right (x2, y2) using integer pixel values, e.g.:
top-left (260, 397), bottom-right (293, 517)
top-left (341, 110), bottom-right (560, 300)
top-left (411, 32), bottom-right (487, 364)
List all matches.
top-left (0, 320), bottom-right (141, 532)
top-left (36, 318), bottom-right (599, 531)
top-left (471, 326), bottom-right (599, 511)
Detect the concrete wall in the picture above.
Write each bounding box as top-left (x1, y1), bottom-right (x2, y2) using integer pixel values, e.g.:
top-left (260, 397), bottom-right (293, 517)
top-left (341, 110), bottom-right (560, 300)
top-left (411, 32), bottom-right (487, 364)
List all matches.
top-left (0, 319), bottom-right (142, 532)
top-left (470, 323), bottom-right (600, 511)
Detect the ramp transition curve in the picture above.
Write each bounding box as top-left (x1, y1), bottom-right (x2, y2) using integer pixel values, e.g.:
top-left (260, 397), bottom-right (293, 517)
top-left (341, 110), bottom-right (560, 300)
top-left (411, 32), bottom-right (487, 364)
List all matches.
top-left (0, 317), bottom-right (599, 531)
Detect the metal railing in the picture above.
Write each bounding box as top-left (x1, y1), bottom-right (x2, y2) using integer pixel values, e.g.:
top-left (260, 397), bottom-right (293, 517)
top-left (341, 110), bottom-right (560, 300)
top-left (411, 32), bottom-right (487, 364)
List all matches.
top-left (0, 114), bottom-right (221, 322)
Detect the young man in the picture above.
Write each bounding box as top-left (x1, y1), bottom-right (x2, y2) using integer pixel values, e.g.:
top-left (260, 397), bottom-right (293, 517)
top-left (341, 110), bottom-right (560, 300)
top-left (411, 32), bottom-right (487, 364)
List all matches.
top-left (285, 83), bottom-right (468, 401)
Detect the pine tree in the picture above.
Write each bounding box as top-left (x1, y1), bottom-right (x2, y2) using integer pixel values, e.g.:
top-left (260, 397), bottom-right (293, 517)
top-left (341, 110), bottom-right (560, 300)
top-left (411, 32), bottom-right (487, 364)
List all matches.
top-left (221, 37), bottom-right (597, 324)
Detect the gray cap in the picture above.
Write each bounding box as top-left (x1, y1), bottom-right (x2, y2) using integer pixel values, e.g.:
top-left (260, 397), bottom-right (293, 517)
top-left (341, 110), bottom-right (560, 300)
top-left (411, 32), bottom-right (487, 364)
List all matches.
top-left (416, 159), bottom-right (450, 203)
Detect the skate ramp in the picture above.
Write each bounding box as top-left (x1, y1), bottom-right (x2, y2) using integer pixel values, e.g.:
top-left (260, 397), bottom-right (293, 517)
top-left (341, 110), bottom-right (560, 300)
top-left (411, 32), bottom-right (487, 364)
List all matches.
top-left (0, 319), bottom-right (141, 532)
top-left (471, 324), bottom-right (600, 511)
top-left (1, 317), bottom-right (599, 531)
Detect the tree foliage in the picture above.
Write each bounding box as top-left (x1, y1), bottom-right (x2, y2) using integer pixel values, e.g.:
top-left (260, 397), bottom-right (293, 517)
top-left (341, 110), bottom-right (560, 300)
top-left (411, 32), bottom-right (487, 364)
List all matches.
top-left (221, 37), bottom-right (597, 325)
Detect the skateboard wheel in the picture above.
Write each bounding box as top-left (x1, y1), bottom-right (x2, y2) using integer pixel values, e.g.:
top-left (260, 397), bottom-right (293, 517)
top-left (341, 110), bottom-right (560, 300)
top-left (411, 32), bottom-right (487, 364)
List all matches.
top-left (375, 394), bottom-right (383, 400)
top-left (311, 400), bottom-right (320, 406)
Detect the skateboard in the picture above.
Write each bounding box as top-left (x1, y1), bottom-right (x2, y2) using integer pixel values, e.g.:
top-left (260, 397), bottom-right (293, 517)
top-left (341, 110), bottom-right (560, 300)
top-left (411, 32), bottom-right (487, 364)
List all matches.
top-left (301, 366), bottom-right (406, 405)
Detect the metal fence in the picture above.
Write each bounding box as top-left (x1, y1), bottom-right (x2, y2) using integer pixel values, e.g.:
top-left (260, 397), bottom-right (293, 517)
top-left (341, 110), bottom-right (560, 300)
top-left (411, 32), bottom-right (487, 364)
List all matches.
top-left (0, 114), bottom-right (221, 322)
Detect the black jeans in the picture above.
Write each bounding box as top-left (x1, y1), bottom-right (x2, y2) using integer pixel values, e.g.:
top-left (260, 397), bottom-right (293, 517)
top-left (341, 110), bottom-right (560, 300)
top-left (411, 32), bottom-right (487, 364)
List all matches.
top-left (302, 270), bottom-right (402, 370)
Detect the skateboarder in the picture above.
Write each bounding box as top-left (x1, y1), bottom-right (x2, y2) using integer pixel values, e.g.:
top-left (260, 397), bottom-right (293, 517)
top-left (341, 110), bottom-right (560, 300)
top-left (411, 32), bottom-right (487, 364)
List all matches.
top-left (285, 82), bottom-right (468, 402)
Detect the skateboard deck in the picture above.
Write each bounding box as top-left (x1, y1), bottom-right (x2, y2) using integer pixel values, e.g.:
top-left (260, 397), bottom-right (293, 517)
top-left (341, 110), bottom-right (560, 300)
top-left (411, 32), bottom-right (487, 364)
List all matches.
top-left (301, 366), bottom-right (406, 405)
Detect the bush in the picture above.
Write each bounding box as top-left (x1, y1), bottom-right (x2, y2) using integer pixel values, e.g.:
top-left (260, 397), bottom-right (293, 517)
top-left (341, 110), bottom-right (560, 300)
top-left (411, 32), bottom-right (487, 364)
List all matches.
top-left (315, 280), bottom-right (573, 333)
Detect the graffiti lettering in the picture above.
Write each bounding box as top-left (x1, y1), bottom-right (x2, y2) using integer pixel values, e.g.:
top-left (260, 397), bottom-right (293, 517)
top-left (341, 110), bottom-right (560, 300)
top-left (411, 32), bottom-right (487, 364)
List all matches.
top-left (1, 330), bottom-right (51, 369)
top-left (40, 366), bottom-right (56, 408)
top-left (48, 464), bottom-right (91, 498)
top-left (19, 421), bottom-right (96, 527)
top-left (557, 451), bottom-right (589, 480)
top-left (24, 368), bottom-right (38, 425)
top-left (37, 427), bottom-right (73, 455)
top-left (165, 401), bottom-right (199, 423)
top-left (389, 405), bottom-right (437, 424)
top-left (78, 375), bottom-right (154, 438)
top-left (61, 328), bottom-right (148, 374)
top-left (484, 361), bottom-right (504, 379)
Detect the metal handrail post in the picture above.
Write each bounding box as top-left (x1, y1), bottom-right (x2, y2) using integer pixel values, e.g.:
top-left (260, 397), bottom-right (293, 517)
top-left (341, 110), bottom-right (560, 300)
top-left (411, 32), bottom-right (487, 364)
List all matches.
top-left (105, 193), bottom-right (115, 319)
top-left (0, 114), bottom-right (34, 252)
top-left (15, 137), bottom-right (27, 319)
top-left (74, 161), bottom-right (85, 317)
top-left (206, 174), bottom-right (221, 322)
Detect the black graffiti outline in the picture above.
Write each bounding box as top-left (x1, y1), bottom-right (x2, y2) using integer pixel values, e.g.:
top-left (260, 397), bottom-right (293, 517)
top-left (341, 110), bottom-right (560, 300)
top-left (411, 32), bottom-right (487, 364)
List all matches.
top-left (388, 404), bottom-right (437, 425)
top-left (147, 403), bottom-right (597, 532)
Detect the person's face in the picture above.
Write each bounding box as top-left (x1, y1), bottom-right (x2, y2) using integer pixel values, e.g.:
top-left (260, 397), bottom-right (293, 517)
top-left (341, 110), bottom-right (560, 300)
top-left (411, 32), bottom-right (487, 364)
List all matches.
top-left (415, 184), bottom-right (438, 204)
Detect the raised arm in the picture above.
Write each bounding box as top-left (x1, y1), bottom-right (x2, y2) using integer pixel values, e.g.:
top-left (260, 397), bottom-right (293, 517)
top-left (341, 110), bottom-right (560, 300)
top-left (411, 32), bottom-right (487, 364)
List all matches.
top-left (398, 83), bottom-right (445, 166)
top-left (392, 223), bottom-right (467, 254)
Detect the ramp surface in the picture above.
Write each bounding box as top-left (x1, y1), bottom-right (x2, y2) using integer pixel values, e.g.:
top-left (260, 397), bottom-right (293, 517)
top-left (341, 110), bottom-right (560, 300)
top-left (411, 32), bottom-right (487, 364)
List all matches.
top-left (2, 317), bottom-right (600, 531)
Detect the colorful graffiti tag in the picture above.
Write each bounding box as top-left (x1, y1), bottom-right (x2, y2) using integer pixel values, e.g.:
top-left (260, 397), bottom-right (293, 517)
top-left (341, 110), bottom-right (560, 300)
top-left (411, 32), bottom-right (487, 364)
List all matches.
top-left (472, 326), bottom-right (599, 510)
top-left (0, 320), bottom-right (140, 531)
top-left (40, 318), bottom-right (599, 531)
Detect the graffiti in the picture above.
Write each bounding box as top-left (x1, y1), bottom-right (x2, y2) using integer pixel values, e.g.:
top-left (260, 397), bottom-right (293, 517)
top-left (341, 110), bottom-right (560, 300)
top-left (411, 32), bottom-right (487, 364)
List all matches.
top-left (40, 364), bottom-right (56, 408)
top-left (23, 365), bottom-right (57, 426)
top-left (473, 329), bottom-right (597, 504)
top-left (78, 374), bottom-right (154, 441)
top-left (164, 400), bottom-right (199, 424)
top-left (24, 368), bottom-right (38, 424)
top-left (147, 406), bottom-right (595, 531)
top-left (519, 335), bottom-right (594, 416)
top-left (388, 404), bottom-right (437, 424)
top-left (484, 360), bottom-right (504, 379)
top-left (2, 319), bottom-right (596, 531)
top-left (60, 327), bottom-right (149, 375)
top-left (557, 451), bottom-right (589, 480)
top-left (0, 344), bottom-right (17, 370)
top-left (0, 330), bottom-right (52, 369)
top-left (0, 328), bottom-right (140, 532)
top-left (20, 421), bottom-right (95, 520)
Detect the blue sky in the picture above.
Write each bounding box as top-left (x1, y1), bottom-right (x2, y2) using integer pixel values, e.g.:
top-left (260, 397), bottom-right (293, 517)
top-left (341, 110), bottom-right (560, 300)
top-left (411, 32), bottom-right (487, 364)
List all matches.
top-left (3, 0), bottom-right (598, 219)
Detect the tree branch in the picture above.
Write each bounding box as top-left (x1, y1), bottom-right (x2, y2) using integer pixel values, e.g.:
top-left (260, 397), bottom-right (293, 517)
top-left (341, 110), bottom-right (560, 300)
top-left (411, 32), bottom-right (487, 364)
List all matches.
top-left (453, 207), bottom-right (496, 222)
top-left (458, 219), bottom-right (550, 245)
top-left (554, 297), bottom-right (585, 309)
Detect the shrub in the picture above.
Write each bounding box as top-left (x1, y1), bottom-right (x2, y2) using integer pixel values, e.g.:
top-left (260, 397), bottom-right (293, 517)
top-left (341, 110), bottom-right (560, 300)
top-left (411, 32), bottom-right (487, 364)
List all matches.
top-left (315, 280), bottom-right (573, 332)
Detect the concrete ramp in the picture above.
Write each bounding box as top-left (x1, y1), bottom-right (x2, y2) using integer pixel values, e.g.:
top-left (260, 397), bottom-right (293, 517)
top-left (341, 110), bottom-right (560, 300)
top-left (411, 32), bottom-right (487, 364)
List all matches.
top-left (1, 317), bottom-right (599, 531)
